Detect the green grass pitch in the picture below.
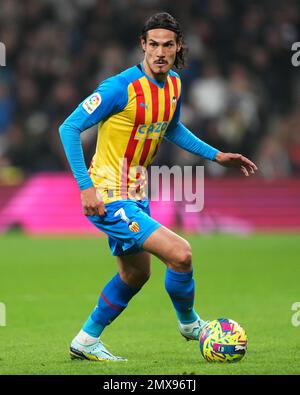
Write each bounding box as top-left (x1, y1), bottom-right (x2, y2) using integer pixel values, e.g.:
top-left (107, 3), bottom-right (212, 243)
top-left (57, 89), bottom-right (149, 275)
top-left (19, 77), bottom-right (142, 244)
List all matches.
top-left (0, 232), bottom-right (299, 375)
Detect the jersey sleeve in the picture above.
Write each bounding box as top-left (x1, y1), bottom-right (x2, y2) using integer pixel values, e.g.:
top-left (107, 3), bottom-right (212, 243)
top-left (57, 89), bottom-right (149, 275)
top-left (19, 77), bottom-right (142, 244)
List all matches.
top-left (62, 75), bottom-right (128, 131)
top-left (163, 76), bottom-right (218, 161)
top-left (59, 75), bottom-right (128, 190)
top-left (164, 121), bottom-right (219, 161)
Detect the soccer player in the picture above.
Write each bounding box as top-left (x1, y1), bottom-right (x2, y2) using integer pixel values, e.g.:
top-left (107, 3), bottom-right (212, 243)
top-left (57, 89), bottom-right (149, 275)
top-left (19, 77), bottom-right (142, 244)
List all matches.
top-left (59, 12), bottom-right (257, 362)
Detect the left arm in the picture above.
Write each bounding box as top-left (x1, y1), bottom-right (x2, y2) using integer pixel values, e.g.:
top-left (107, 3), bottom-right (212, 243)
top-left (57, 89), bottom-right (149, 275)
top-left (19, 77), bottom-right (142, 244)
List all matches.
top-left (164, 95), bottom-right (257, 176)
top-left (164, 123), bottom-right (257, 176)
top-left (164, 121), bottom-right (219, 161)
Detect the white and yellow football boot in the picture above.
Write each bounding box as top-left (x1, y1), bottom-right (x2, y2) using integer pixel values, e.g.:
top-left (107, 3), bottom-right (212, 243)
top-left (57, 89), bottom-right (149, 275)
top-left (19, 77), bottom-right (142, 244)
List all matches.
top-left (179, 316), bottom-right (209, 341)
top-left (70, 338), bottom-right (127, 362)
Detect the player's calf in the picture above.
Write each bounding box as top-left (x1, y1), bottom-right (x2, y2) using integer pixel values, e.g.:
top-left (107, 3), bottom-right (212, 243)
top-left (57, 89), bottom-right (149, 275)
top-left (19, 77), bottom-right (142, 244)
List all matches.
top-left (119, 267), bottom-right (151, 288)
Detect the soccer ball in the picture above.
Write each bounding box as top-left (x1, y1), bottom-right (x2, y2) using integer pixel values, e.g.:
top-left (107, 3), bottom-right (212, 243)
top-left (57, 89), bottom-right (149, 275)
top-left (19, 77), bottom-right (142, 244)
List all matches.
top-left (199, 318), bottom-right (248, 363)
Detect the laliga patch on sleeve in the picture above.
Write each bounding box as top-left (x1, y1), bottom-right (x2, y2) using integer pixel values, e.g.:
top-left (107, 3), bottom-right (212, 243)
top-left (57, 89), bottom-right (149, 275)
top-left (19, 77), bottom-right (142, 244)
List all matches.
top-left (82, 92), bottom-right (102, 114)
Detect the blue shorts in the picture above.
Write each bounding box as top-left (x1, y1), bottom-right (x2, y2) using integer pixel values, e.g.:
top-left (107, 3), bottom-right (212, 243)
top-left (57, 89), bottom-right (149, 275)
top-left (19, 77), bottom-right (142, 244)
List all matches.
top-left (87, 199), bottom-right (161, 256)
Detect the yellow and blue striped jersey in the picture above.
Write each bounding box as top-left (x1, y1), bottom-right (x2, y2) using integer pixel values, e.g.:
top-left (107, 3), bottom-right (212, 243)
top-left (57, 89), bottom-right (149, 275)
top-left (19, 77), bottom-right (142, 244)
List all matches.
top-left (61, 64), bottom-right (181, 203)
top-left (59, 64), bottom-right (218, 203)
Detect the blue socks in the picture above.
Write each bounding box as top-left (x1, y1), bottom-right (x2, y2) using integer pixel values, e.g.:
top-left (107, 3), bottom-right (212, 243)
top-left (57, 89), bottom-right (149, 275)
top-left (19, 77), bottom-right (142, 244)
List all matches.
top-left (82, 316), bottom-right (104, 338)
top-left (83, 268), bottom-right (198, 338)
top-left (83, 273), bottom-right (141, 338)
top-left (165, 267), bottom-right (198, 324)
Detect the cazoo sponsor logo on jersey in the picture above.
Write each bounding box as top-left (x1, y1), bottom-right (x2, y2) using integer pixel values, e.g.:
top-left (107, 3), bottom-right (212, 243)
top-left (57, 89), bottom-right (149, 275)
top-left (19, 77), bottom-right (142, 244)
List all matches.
top-left (136, 122), bottom-right (168, 140)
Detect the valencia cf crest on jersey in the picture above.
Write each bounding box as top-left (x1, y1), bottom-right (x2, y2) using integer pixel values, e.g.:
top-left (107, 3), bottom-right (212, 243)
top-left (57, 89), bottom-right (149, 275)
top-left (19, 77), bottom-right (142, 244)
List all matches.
top-left (172, 95), bottom-right (177, 108)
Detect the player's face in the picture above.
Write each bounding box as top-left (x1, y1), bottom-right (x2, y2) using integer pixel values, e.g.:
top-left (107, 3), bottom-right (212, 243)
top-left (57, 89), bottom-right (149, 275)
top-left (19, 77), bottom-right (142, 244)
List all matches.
top-left (141, 29), bottom-right (181, 81)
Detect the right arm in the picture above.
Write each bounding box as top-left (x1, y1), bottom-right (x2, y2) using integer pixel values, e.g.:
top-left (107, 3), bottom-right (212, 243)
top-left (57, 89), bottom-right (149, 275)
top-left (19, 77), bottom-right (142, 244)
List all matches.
top-left (59, 76), bottom-right (127, 215)
top-left (59, 108), bottom-right (103, 216)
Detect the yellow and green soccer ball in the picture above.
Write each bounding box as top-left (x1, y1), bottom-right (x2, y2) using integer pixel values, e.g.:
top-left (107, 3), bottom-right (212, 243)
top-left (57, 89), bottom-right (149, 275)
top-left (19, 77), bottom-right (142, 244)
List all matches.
top-left (199, 318), bottom-right (248, 362)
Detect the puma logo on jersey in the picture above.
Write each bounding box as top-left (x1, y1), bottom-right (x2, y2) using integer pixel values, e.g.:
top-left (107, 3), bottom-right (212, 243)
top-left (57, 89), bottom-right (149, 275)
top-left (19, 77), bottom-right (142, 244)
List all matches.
top-left (140, 102), bottom-right (149, 110)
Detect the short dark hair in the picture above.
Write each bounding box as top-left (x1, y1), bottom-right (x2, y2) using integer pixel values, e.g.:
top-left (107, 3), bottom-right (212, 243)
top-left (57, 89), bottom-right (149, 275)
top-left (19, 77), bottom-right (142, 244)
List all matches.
top-left (140, 12), bottom-right (187, 70)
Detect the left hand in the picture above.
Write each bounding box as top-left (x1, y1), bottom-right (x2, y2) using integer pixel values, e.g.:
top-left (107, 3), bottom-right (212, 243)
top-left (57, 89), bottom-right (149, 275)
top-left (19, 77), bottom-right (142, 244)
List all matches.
top-left (215, 152), bottom-right (258, 177)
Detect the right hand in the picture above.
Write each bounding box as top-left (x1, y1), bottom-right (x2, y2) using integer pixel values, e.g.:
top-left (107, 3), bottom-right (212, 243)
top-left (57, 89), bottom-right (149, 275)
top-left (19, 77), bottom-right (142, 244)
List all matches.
top-left (215, 152), bottom-right (258, 177)
top-left (81, 186), bottom-right (106, 216)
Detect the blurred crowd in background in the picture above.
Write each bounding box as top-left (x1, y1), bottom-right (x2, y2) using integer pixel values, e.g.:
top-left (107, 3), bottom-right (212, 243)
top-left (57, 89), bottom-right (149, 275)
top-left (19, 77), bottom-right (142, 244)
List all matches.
top-left (0, 0), bottom-right (300, 185)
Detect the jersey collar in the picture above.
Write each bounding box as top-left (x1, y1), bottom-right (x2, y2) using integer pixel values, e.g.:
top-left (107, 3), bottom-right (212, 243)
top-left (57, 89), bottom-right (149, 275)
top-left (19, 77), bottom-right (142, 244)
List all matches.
top-left (139, 62), bottom-right (167, 89)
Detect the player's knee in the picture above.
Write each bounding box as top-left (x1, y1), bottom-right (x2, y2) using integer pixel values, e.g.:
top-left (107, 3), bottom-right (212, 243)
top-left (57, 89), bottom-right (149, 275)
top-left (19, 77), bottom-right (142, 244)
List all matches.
top-left (172, 241), bottom-right (192, 272)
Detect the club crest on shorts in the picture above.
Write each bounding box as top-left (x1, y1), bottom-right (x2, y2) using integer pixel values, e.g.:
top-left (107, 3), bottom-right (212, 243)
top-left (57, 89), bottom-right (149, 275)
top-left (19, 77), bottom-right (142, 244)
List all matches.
top-left (128, 221), bottom-right (140, 232)
top-left (113, 208), bottom-right (140, 232)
